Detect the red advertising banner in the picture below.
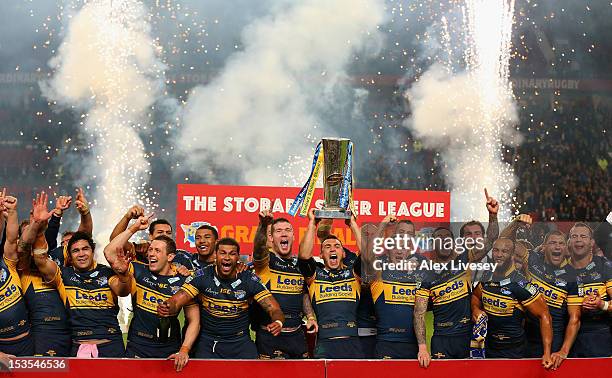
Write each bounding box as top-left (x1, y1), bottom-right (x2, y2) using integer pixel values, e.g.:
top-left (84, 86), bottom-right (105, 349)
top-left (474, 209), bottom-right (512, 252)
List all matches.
top-left (176, 184), bottom-right (450, 253)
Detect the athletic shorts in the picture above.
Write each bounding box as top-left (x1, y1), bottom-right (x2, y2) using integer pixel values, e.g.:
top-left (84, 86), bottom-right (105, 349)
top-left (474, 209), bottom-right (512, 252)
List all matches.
top-left (430, 333), bottom-right (471, 359)
top-left (0, 333), bottom-right (34, 356)
top-left (375, 340), bottom-right (418, 359)
top-left (485, 340), bottom-right (526, 359)
top-left (70, 337), bottom-right (125, 358)
top-left (256, 328), bottom-right (308, 359)
top-left (32, 329), bottom-right (72, 357)
top-left (314, 336), bottom-right (364, 359)
top-left (194, 335), bottom-right (258, 359)
top-left (125, 337), bottom-right (180, 358)
top-left (569, 329), bottom-right (612, 358)
top-left (359, 335), bottom-right (377, 359)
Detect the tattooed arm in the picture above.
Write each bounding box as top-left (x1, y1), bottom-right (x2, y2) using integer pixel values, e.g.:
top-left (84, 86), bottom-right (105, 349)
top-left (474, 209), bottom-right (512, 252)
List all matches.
top-left (413, 296), bottom-right (431, 368)
top-left (257, 295), bottom-right (285, 336)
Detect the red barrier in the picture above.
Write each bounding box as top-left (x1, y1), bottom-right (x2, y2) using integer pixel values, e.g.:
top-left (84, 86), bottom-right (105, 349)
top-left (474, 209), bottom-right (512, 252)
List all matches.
top-left (3, 358), bottom-right (611, 378)
top-left (326, 358), bottom-right (612, 378)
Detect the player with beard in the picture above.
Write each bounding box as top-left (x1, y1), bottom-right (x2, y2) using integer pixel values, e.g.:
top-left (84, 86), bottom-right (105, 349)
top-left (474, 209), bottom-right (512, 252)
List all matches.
top-left (158, 238), bottom-right (284, 359)
top-left (521, 230), bottom-right (581, 368)
top-left (472, 238), bottom-right (553, 367)
top-left (105, 215), bottom-right (199, 371)
top-left (251, 210), bottom-right (317, 359)
top-left (413, 190), bottom-right (499, 367)
top-left (298, 208), bottom-right (363, 359)
top-left (362, 215), bottom-right (427, 359)
top-left (566, 222), bottom-right (611, 357)
top-left (31, 195), bottom-right (132, 357)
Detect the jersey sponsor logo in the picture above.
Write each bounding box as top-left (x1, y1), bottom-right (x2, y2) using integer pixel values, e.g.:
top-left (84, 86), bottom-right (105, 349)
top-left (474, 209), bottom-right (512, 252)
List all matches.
top-left (482, 291), bottom-right (515, 316)
top-left (271, 273), bottom-right (304, 293)
top-left (136, 288), bottom-right (171, 313)
top-left (201, 295), bottom-right (248, 318)
top-left (432, 278), bottom-right (469, 304)
top-left (530, 279), bottom-right (566, 307)
top-left (66, 287), bottom-right (115, 309)
top-left (0, 283), bottom-right (21, 311)
top-left (313, 279), bottom-right (359, 303)
top-left (75, 291), bottom-right (108, 301)
top-left (383, 282), bottom-right (417, 304)
top-left (580, 283), bottom-right (606, 298)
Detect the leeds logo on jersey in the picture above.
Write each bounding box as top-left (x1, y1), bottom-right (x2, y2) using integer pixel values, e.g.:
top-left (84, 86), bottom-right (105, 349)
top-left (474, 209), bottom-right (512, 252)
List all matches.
top-left (171, 286), bottom-right (181, 294)
top-left (234, 290), bottom-right (246, 300)
top-left (500, 288), bottom-right (512, 296)
top-left (0, 269), bottom-right (7, 284)
top-left (97, 277), bottom-right (108, 287)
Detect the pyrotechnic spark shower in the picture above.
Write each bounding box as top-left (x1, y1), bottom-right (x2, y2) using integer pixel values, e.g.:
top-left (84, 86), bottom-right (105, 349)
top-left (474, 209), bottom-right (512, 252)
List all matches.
top-left (42, 0), bottom-right (164, 240)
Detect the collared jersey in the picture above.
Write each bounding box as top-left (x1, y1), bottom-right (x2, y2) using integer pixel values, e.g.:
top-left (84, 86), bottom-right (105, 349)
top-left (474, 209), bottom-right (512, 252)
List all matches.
top-left (308, 264), bottom-right (361, 339)
top-left (416, 253), bottom-right (473, 336)
top-left (567, 255), bottom-right (612, 332)
top-left (477, 267), bottom-right (540, 348)
top-left (371, 255), bottom-right (426, 342)
top-left (128, 261), bottom-right (195, 343)
top-left (21, 268), bottom-right (69, 332)
top-left (525, 252), bottom-right (578, 341)
top-left (181, 265), bottom-right (272, 341)
top-left (0, 257), bottom-right (30, 338)
top-left (255, 253), bottom-right (305, 328)
top-left (49, 263), bottom-right (122, 340)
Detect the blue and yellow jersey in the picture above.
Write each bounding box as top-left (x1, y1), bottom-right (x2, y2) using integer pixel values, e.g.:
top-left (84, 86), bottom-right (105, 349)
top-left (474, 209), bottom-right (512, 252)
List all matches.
top-left (0, 257), bottom-right (30, 338)
top-left (171, 249), bottom-right (202, 271)
top-left (180, 264), bottom-right (272, 341)
top-left (49, 263), bottom-right (122, 340)
top-left (370, 256), bottom-right (426, 343)
top-left (254, 253), bottom-right (305, 328)
top-left (127, 261), bottom-right (195, 344)
top-left (525, 252), bottom-right (577, 342)
top-left (567, 255), bottom-right (611, 332)
top-left (20, 269), bottom-right (69, 333)
top-left (48, 245), bottom-right (68, 267)
top-left (356, 286), bottom-right (377, 330)
top-left (416, 253), bottom-right (473, 336)
top-left (308, 265), bottom-right (361, 339)
top-left (477, 267), bottom-right (540, 348)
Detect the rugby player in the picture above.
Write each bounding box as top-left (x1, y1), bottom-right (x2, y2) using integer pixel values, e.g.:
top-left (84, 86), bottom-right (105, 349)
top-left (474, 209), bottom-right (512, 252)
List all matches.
top-left (471, 237), bottom-right (553, 367)
top-left (105, 214), bottom-right (199, 371)
top-left (298, 208), bottom-right (363, 359)
top-left (193, 225), bottom-right (218, 268)
top-left (158, 237), bottom-right (284, 359)
top-left (251, 210), bottom-right (317, 359)
top-left (566, 222), bottom-right (611, 357)
top-left (413, 189), bottom-right (499, 366)
top-left (0, 191), bottom-right (34, 356)
top-left (363, 214), bottom-right (427, 359)
top-left (31, 193), bottom-right (133, 357)
top-left (523, 230), bottom-right (581, 369)
top-left (15, 195), bottom-right (72, 356)
top-left (46, 188), bottom-right (93, 267)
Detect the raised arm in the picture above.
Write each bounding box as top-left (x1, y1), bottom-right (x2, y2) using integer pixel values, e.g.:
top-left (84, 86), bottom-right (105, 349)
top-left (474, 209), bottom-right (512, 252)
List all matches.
top-left (104, 213), bottom-right (152, 266)
top-left (299, 208), bottom-right (318, 261)
top-left (2, 194), bottom-right (20, 261)
top-left (500, 214), bottom-right (532, 240)
top-left (483, 188), bottom-right (499, 253)
top-left (158, 289), bottom-right (194, 317)
top-left (107, 247), bottom-right (133, 297)
top-left (28, 193), bottom-right (60, 282)
top-left (109, 204), bottom-right (144, 248)
top-left (346, 214), bottom-right (362, 254)
top-left (74, 188), bottom-right (93, 236)
top-left (253, 209), bottom-right (273, 271)
top-left (551, 304), bottom-right (580, 369)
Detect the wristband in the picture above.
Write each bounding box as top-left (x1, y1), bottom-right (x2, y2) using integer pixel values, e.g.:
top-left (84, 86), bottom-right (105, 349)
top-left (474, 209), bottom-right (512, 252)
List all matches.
top-left (33, 248), bottom-right (48, 256)
top-left (274, 320), bottom-right (283, 328)
top-left (179, 345), bottom-right (190, 354)
top-left (603, 301), bottom-right (610, 311)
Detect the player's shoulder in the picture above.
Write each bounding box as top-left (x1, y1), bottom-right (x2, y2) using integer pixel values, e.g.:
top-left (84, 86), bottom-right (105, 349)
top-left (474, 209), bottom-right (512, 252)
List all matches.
top-left (592, 255), bottom-right (611, 269)
top-left (95, 263), bottom-right (116, 277)
top-left (238, 268), bottom-right (262, 283)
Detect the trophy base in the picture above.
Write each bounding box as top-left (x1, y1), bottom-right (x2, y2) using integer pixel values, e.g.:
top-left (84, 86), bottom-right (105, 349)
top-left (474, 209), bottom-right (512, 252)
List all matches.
top-left (314, 209), bottom-right (352, 220)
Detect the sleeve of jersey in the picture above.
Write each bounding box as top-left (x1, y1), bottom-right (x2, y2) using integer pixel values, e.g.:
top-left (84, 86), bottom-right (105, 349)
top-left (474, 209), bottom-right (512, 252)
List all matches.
top-left (180, 274), bottom-right (202, 299)
top-left (416, 279), bottom-right (431, 299)
top-left (3, 256), bottom-right (18, 271)
top-left (516, 282), bottom-right (540, 306)
top-left (246, 272), bottom-right (272, 303)
top-left (605, 260), bottom-right (612, 291)
top-left (127, 262), bottom-right (138, 295)
top-left (298, 257), bottom-right (317, 278)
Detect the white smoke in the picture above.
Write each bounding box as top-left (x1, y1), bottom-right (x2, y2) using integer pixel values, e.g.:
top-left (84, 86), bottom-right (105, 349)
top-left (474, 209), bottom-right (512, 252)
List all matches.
top-left (404, 1), bottom-right (519, 221)
top-left (41, 0), bottom-right (165, 241)
top-left (178, 0), bottom-right (386, 186)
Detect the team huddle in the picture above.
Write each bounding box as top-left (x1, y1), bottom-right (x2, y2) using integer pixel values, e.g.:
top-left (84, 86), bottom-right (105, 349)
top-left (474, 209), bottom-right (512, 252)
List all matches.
top-left (0, 188), bottom-right (610, 371)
